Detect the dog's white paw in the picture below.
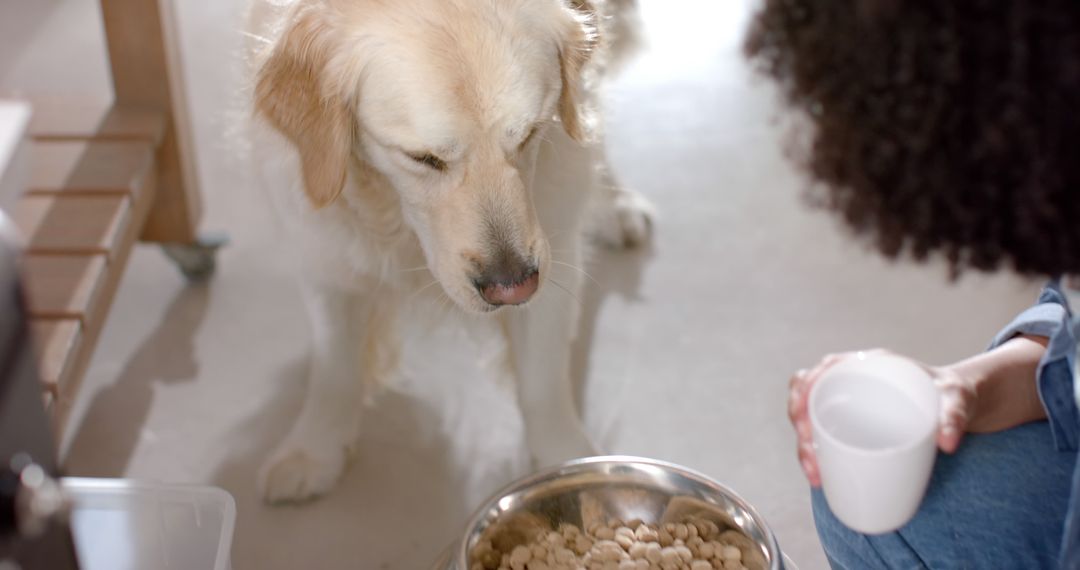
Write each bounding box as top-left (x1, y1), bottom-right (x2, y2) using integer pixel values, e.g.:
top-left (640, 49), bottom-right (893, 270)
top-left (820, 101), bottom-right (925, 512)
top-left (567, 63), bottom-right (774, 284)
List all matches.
top-left (528, 426), bottom-right (600, 469)
top-left (592, 188), bottom-right (655, 249)
top-left (258, 439), bottom-right (349, 504)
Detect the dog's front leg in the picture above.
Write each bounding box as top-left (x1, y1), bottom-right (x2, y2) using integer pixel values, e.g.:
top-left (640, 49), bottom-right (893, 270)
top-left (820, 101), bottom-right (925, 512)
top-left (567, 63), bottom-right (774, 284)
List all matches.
top-left (259, 283), bottom-right (375, 503)
top-left (504, 250), bottom-right (598, 468)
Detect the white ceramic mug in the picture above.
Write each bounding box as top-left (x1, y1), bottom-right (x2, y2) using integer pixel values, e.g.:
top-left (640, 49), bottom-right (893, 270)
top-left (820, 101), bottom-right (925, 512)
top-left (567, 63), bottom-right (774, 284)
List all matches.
top-left (809, 352), bottom-right (940, 534)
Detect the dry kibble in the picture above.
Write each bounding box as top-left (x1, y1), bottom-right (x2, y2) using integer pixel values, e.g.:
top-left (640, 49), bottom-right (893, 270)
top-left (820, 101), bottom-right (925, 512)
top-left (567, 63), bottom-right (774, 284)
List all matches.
top-left (635, 525), bottom-right (659, 543)
top-left (594, 540), bottom-right (625, 562)
top-left (674, 524), bottom-right (689, 541)
top-left (551, 532), bottom-right (568, 547)
top-left (509, 545), bottom-right (531, 569)
top-left (707, 521), bottom-right (721, 539)
top-left (691, 520), bottom-right (710, 539)
top-left (482, 518), bottom-right (757, 570)
top-left (475, 540), bottom-right (502, 570)
top-left (658, 529), bottom-right (674, 547)
top-left (645, 543), bottom-right (663, 563)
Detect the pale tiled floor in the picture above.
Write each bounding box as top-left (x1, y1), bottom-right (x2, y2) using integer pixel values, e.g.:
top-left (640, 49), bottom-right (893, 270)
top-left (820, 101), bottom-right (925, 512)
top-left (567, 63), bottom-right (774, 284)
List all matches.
top-left (1, 1), bottom-right (1043, 569)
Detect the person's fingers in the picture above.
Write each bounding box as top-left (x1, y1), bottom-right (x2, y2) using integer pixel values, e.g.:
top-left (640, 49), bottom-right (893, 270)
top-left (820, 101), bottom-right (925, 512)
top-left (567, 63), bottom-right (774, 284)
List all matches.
top-left (790, 354), bottom-right (846, 420)
top-left (937, 391), bottom-right (972, 454)
top-left (797, 439), bottom-right (821, 487)
top-left (788, 368), bottom-right (810, 423)
top-left (789, 353), bottom-right (853, 487)
top-left (792, 351), bottom-right (889, 487)
top-left (794, 416), bottom-right (813, 441)
top-left (807, 353), bottom-right (843, 380)
top-left (937, 422), bottom-right (961, 453)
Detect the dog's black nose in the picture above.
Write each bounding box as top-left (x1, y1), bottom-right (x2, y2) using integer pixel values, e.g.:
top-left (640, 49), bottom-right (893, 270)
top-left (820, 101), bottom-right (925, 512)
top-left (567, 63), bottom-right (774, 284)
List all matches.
top-left (473, 260), bottom-right (540, 306)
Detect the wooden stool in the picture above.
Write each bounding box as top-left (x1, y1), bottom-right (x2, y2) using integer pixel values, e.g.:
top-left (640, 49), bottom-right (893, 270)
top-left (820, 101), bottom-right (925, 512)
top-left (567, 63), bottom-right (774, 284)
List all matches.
top-left (5, 0), bottom-right (222, 434)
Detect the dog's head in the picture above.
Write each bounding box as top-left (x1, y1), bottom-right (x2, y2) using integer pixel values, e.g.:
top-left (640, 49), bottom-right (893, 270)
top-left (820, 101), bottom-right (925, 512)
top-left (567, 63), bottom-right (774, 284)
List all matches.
top-left (255, 0), bottom-right (596, 313)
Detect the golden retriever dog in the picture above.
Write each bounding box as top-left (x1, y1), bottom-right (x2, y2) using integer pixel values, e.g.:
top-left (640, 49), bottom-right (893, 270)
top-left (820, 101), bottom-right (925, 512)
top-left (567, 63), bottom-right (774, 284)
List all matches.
top-left (245, 0), bottom-right (652, 502)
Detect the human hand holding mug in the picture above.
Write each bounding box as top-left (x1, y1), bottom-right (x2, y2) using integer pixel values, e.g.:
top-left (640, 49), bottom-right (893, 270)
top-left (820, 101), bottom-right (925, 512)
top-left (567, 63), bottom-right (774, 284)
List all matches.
top-left (788, 350), bottom-right (976, 534)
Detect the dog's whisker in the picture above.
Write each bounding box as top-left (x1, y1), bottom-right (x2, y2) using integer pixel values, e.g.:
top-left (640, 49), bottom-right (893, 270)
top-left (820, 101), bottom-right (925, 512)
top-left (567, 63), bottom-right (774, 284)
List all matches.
top-left (547, 278), bottom-right (584, 308)
top-left (550, 260), bottom-right (600, 287)
top-left (437, 292), bottom-right (457, 319)
top-left (409, 279), bottom-right (442, 303)
top-left (398, 265), bottom-right (431, 274)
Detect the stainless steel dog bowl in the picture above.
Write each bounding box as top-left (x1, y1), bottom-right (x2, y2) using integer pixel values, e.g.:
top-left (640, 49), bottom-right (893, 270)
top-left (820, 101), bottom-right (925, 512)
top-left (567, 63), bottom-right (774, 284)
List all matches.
top-left (435, 456), bottom-right (791, 570)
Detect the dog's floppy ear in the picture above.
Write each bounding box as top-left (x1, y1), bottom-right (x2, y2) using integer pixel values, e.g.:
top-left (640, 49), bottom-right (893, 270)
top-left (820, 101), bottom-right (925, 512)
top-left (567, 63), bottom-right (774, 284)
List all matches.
top-left (256, 6), bottom-right (352, 209)
top-left (557, 1), bottom-right (599, 142)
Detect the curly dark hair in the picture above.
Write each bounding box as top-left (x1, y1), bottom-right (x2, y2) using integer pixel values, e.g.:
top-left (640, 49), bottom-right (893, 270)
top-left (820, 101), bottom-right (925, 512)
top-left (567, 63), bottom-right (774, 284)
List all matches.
top-left (745, 0), bottom-right (1080, 276)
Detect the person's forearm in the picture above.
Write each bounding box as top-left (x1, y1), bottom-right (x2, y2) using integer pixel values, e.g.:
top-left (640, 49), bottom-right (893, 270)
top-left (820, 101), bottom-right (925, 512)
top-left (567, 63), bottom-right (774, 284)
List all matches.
top-left (945, 334), bottom-right (1049, 433)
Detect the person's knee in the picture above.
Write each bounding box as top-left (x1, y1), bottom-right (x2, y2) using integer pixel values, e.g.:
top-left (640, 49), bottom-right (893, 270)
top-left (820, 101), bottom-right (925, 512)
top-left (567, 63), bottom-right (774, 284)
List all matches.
top-left (809, 423), bottom-right (1071, 569)
top-left (810, 488), bottom-right (876, 569)
top-left (811, 489), bottom-right (929, 569)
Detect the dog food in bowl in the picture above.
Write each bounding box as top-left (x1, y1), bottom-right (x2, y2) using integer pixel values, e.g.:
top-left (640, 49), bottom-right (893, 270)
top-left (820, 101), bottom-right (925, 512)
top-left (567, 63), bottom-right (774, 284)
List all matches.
top-left (446, 457), bottom-right (786, 570)
top-left (471, 515), bottom-right (756, 570)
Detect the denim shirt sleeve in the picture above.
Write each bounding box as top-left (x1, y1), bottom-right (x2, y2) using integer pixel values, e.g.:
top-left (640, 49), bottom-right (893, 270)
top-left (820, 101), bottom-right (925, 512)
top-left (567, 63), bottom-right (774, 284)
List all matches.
top-left (988, 280), bottom-right (1079, 451)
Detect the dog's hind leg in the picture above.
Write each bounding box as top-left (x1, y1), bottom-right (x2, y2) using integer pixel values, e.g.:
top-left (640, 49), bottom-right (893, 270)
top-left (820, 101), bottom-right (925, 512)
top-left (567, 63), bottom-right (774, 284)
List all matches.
top-left (258, 283), bottom-right (378, 503)
top-left (588, 153), bottom-right (655, 249)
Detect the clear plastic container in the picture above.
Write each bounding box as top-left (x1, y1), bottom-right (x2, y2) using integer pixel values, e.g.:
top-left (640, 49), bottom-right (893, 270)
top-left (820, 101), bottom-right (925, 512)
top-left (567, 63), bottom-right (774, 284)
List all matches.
top-left (63, 478), bottom-right (236, 570)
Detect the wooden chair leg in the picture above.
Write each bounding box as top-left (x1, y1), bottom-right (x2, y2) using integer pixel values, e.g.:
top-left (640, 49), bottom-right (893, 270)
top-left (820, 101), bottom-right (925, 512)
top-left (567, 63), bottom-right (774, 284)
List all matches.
top-left (99, 0), bottom-right (202, 245)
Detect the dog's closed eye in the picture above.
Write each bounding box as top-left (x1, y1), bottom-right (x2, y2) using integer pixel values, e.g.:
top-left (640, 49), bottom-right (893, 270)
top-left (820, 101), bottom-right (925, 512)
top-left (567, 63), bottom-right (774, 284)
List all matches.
top-left (408, 152), bottom-right (447, 172)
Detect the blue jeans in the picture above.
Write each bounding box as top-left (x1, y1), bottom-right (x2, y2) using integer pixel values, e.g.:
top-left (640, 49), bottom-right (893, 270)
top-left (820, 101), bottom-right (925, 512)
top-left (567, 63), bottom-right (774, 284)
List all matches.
top-left (812, 421), bottom-right (1077, 569)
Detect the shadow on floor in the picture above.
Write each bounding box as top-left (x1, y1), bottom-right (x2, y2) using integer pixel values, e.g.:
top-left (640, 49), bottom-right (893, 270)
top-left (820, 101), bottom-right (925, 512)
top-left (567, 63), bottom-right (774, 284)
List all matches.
top-left (209, 356), bottom-right (495, 569)
top-left (571, 242), bottom-right (655, 448)
top-left (63, 282), bottom-right (211, 476)
top-left (0, 1), bottom-right (60, 80)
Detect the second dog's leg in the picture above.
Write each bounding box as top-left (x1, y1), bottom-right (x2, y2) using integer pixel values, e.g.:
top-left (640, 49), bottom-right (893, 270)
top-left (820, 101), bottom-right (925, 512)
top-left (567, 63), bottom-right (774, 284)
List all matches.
top-left (504, 245), bottom-right (598, 468)
top-left (259, 284), bottom-right (375, 503)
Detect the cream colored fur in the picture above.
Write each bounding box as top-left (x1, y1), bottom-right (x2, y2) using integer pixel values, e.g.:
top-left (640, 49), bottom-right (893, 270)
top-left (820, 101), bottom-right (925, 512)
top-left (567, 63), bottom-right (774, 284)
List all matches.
top-left (245, 0), bottom-right (652, 503)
